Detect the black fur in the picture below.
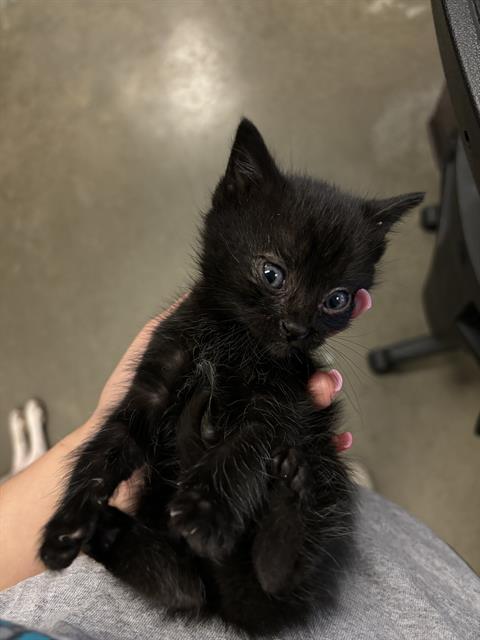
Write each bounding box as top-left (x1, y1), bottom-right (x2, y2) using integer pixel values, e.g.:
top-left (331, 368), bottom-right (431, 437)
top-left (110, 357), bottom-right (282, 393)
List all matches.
top-left (39, 120), bottom-right (423, 635)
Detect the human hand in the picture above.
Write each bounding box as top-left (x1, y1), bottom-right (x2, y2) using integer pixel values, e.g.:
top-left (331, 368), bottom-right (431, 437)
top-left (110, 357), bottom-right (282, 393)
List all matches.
top-left (307, 289), bottom-right (372, 453)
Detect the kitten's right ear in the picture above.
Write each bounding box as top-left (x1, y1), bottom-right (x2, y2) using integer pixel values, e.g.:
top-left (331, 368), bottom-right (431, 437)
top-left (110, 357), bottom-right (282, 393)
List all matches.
top-left (365, 191), bottom-right (425, 262)
top-left (215, 119), bottom-right (281, 202)
top-left (367, 191), bottom-right (425, 233)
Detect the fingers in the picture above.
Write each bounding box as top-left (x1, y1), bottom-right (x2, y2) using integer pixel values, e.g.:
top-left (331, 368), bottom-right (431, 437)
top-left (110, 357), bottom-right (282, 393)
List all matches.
top-left (308, 369), bottom-right (343, 409)
top-left (351, 288), bottom-right (372, 319)
top-left (331, 432), bottom-right (353, 453)
top-left (308, 290), bottom-right (372, 410)
top-left (308, 374), bottom-right (353, 453)
top-left (109, 467), bottom-right (145, 515)
top-left (309, 290), bottom-right (371, 451)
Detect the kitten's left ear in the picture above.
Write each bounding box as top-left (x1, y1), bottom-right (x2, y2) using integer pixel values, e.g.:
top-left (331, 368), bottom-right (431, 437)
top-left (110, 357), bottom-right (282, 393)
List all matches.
top-left (220, 118), bottom-right (281, 199)
top-left (367, 191), bottom-right (425, 233)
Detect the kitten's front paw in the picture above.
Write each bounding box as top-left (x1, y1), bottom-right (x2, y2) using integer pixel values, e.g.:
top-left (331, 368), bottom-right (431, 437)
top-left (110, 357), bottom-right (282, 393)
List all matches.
top-left (168, 485), bottom-right (241, 561)
top-left (40, 519), bottom-right (93, 570)
top-left (40, 478), bottom-right (112, 570)
top-left (272, 447), bottom-right (309, 499)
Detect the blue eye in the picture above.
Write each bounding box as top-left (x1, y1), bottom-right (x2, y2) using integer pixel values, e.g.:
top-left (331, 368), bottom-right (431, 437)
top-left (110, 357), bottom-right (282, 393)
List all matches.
top-left (323, 289), bottom-right (351, 314)
top-left (262, 262), bottom-right (285, 289)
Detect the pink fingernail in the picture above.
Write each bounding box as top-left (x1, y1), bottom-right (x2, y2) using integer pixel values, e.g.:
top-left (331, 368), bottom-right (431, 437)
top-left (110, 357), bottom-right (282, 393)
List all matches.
top-left (329, 369), bottom-right (343, 394)
top-left (361, 289), bottom-right (373, 311)
top-left (352, 289), bottom-right (373, 319)
top-left (333, 431), bottom-right (353, 453)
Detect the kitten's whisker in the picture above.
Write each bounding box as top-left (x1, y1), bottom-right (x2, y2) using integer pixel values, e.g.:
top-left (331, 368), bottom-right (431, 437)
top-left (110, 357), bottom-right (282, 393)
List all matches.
top-left (330, 337), bottom-right (375, 370)
top-left (328, 339), bottom-right (373, 384)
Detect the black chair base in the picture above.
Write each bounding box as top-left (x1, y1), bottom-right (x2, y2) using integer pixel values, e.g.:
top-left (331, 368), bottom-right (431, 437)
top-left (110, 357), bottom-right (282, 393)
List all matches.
top-left (368, 335), bottom-right (454, 374)
top-left (420, 205), bottom-right (441, 232)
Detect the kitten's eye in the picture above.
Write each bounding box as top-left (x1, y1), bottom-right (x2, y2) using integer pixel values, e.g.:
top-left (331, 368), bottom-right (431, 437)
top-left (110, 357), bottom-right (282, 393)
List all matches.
top-left (322, 289), bottom-right (351, 314)
top-left (262, 262), bottom-right (285, 289)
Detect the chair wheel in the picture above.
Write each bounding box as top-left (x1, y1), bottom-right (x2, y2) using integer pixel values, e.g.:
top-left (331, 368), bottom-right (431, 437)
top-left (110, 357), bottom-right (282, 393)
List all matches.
top-left (420, 205), bottom-right (440, 232)
top-left (368, 349), bottom-right (394, 374)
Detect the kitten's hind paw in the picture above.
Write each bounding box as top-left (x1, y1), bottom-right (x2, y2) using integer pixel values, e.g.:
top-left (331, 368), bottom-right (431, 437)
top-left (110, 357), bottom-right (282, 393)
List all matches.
top-left (83, 505), bottom-right (129, 564)
top-left (168, 487), bottom-right (240, 562)
top-left (272, 447), bottom-right (309, 499)
top-left (40, 522), bottom-right (91, 570)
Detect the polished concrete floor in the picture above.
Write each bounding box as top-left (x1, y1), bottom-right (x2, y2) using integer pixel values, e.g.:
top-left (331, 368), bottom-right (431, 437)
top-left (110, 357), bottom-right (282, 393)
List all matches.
top-left (2, 0), bottom-right (480, 570)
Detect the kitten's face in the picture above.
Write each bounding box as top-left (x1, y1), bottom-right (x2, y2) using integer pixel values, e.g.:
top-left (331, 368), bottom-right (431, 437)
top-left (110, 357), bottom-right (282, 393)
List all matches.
top-left (201, 120), bottom-right (423, 357)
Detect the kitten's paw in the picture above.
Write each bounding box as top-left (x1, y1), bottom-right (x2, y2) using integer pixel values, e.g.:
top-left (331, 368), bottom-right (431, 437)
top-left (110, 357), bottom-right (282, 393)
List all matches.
top-left (272, 447), bottom-right (309, 499)
top-left (83, 506), bottom-right (127, 563)
top-left (40, 521), bottom-right (92, 570)
top-left (40, 485), bottom-right (106, 570)
top-left (168, 487), bottom-right (239, 561)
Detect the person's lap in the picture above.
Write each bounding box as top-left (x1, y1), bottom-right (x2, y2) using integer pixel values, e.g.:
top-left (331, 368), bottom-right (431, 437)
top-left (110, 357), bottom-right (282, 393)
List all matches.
top-left (1, 488), bottom-right (479, 640)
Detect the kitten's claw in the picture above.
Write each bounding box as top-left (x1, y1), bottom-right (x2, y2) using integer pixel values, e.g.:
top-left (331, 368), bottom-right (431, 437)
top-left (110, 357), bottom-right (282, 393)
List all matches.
top-left (58, 528), bottom-right (85, 542)
top-left (271, 448), bottom-right (309, 499)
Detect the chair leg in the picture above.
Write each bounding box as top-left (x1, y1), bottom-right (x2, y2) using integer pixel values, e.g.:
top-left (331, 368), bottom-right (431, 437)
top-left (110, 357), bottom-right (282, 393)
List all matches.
top-left (368, 335), bottom-right (455, 374)
top-left (420, 205), bottom-right (441, 231)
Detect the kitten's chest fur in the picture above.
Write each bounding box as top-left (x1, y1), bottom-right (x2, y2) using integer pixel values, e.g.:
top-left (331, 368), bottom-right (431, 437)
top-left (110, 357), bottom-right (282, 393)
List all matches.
top-left (175, 308), bottom-right (332, 448)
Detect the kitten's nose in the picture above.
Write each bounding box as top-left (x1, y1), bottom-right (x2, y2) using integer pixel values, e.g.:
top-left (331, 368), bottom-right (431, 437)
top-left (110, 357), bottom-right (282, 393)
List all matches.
top-left (280, 320), bottom-right (310, 341)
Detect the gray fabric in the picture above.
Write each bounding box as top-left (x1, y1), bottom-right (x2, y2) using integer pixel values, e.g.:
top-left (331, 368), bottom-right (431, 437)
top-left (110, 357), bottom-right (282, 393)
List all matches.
top-left (1, 489), bottom-right (479, 639)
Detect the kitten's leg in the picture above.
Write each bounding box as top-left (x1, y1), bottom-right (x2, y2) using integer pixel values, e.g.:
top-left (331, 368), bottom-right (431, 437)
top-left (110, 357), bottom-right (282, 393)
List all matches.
top-left (253, 447), bottom-right (354, 601)
top-left (40, 342), bottom-right (192, 571)
top-left (169, 421), bottom-right (274, 561)
top-left (207, 449), bottom-right (320, 639)
top-left (84, 506), bottom-right (205, 612)
top-left (40, 421), bottom-right (145, 570)
top-left (195, 451), bottom-right (314, 634)
top-left (252, 448), bottom-right (308, 595)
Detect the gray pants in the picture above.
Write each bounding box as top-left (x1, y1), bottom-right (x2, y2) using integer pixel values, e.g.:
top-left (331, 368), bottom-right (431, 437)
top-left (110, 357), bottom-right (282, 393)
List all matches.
top-left (1, 489), bottom-right (479, 639)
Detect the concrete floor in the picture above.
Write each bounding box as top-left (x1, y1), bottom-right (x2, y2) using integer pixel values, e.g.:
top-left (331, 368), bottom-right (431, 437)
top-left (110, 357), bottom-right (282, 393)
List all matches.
top-left (1, 0), bottom-right (480, 571)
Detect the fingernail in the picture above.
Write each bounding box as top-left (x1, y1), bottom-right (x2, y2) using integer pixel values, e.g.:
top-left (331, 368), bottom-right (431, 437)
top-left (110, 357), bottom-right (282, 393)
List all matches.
top-left (329, 369), bottom-right (343, 394)
top-left (357, 289), bottom-right (372, 311)
top-left (334, 431), bottom-right (353, 453)
top-left (362, 289), bottom-right (373, 311)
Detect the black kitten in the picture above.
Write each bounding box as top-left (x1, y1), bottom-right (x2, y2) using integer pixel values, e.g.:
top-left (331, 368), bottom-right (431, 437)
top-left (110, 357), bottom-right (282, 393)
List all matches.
top-left (40, 120), bottom-right (423, 635)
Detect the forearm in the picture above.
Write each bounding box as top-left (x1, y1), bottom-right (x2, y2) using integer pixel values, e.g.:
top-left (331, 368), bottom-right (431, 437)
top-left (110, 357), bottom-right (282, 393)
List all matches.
top-left (0, 420), bottom-right (96, 591)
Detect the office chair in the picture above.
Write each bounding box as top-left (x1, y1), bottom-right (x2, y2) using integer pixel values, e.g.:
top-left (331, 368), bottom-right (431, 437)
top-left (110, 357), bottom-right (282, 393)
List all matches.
top-left (368, 0), bottom-right (480, 429)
